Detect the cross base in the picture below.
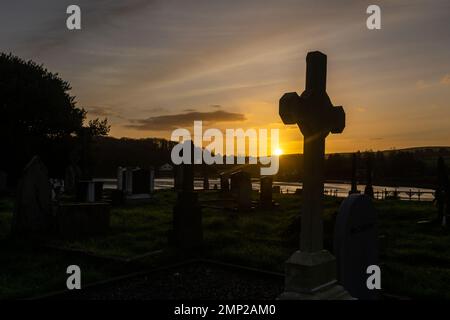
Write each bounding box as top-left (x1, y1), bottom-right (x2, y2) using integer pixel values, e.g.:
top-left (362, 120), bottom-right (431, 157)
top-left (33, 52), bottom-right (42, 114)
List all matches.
top-left (278, 250), bottom-right (354, 300)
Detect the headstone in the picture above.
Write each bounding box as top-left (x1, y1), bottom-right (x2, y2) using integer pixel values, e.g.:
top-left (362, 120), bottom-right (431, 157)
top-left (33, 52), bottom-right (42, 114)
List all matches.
top-left (118, 167), bottom-right (154, 201)
top-left (260, 176), bottom-right (273, 208)
top-left (220, 174), bottom-right (229, 192)
top-left (278, 51), bottom-right (350, 299)
top-left (171, 141), bottom-right (203, 249)
top-left (132, 168), bottom-right (152, 194)
top-left (230, 171), bottom-right (252, 210)
top-left (334, 194), bottom-right (378, 299)
top-left (112, 167), bottom-right (126, 205)
top-left (12, 156), bottom-right (53, 235)
top-left (123, 167), bottom-right (134, 195)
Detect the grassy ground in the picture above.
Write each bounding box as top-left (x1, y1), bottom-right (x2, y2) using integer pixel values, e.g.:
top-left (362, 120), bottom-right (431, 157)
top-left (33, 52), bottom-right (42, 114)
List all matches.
top-left (0, 190), bottom-right (449, 299)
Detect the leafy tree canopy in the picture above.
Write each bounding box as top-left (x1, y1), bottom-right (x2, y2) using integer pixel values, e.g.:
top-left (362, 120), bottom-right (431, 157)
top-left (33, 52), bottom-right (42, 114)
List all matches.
top-left (0, 53), bottom-right (110, 182)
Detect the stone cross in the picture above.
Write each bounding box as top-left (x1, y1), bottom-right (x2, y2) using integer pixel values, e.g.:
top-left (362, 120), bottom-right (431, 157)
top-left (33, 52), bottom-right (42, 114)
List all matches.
top-left (279, 51), bottom-right (345, 253)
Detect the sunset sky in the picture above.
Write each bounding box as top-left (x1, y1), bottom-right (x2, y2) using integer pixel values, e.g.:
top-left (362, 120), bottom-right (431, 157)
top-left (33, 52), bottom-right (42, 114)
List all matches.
top-left (1, 0), bottom-right (450, 155)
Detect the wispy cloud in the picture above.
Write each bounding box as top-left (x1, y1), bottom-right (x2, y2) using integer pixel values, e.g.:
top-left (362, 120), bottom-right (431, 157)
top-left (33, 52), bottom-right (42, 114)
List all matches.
top-left (127, 110), bottom-right (246, 131)
top-left (85, 105), bottom-right (125, 119)
top-left (441, 74), bottom-right (450, 85)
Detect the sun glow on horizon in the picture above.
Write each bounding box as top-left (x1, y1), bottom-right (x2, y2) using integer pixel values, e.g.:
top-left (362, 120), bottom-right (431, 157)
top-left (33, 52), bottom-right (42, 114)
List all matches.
top-left (274, 148), bottom-right (283, 156)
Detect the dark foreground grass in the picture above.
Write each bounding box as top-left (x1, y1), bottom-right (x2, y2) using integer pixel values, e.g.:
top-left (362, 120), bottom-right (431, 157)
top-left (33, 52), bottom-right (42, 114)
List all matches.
top-left (0, 190), bottom-right (449, 299)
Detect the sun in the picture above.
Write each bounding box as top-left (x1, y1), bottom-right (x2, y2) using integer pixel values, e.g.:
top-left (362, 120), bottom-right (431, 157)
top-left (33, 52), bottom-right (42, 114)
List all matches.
top-left (274, 148), bottom-right (283, 156)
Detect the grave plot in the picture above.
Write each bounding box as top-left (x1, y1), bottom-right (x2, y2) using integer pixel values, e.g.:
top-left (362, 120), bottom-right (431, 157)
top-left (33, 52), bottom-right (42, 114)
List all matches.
top-left (1, 187), bottom-right (450, 299)
top-left (42, 260), bottom-right (284, 300)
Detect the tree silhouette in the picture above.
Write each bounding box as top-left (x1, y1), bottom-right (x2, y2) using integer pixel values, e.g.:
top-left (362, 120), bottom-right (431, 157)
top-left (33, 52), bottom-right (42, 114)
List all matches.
top-left (0, 53), bottom-right (109, 184)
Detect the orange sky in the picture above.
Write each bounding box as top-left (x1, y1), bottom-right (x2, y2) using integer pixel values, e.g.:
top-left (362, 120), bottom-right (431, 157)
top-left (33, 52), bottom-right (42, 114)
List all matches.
top-left (2, 0), bottom-right (450, 155)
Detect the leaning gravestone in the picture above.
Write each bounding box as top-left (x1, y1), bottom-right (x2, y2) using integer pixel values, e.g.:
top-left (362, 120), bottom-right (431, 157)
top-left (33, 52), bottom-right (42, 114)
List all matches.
top-left (334, 194), bottom-right (378, 299)
top-left (12, 156), bottom-right (53, 235)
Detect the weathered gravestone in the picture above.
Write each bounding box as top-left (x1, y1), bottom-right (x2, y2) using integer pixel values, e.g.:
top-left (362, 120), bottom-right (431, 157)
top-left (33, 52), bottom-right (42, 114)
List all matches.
top-left (115, 167), bottom-right (155, 203)
top-left (12, 156), bottom-right (53, 235)
top-left (230, 171), bottom-right (252, 210)
top-left (171, 141), bottom-right (203, 249)
top-left (132, 168), bottom-right (155, 195)
top-left (260, 176), bottom-right (273, 208)
top-left (220, 173), bottom-right (229, 192)
top-left (278, 51), bottom-right (351, 299)
top-left (334, 194), bottom-right (378, 299)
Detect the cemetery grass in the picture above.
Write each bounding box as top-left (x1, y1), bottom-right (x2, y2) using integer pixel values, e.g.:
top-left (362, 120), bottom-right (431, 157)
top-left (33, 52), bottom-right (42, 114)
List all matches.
top-left (1, 191), bottom-right (450, 299)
